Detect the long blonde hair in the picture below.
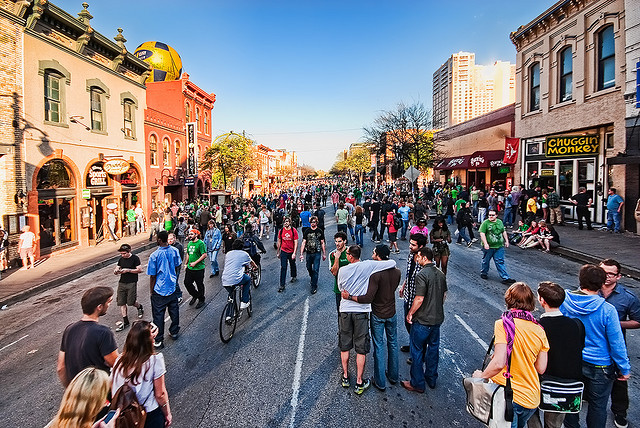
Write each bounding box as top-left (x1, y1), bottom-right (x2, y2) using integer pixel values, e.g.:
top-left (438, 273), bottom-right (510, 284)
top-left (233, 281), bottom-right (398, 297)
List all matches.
top-left (49, 367), bottom-right (110, 428)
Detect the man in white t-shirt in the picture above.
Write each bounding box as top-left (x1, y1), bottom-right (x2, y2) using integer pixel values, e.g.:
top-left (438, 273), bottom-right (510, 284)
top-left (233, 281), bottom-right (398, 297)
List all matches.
top-left (18, 225), bottom-right (37, 270)
top-left (258, 206), bottom-right (271, 239)
top-left (135, 203), bottom-right (145, 234)
top-left (221, 239), bottom-right (258, 314)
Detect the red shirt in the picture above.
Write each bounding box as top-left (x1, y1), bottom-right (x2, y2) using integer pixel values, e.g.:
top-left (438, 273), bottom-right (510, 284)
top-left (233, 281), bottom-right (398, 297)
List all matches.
top-left (279, 227), bottom-right (298, 253)
top-left (386, 212), bottom-right (397, 233)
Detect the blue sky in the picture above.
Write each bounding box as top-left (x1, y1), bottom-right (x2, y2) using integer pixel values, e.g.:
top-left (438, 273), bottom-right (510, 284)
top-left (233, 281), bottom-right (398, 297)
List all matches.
top-left (54, 0), bottom-right (556, 170)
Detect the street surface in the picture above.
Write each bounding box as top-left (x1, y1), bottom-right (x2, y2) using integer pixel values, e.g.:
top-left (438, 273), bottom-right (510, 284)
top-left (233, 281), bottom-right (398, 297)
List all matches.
top-left (1, 217), bottom-right (639, 427)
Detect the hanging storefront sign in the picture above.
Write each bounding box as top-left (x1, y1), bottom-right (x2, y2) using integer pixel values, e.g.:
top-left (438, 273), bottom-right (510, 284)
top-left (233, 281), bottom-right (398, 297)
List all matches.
top-left (545, 135), bottom-right (599, 157)
top-left (103, 159), bottom-right (130, 175)
top-left (503, 137), bottom-right (519, 164)
top-left (186, 122), bottom-right (198, 176)
top-left (118, 167), bottom-right (140, 188)
top-left (184, 177), bottom-right (195, 186)
top-left (86, 163), bottom-right (108, 187)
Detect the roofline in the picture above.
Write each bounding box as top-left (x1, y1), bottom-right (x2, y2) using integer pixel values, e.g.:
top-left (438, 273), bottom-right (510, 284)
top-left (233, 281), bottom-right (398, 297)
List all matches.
top-left (510, 0), bottom-right (572, 43)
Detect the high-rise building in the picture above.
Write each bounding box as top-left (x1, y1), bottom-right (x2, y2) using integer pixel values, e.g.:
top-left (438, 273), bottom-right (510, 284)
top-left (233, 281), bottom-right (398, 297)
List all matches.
top-left (432, 52), bottom-right (515, 129)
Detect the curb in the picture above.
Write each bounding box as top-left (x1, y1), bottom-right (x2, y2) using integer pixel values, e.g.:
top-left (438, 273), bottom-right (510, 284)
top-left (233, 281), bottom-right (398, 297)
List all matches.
top-left (553, 246), bottom-right (640, 282)
top-left (0, 242), bottom-right (157, 308)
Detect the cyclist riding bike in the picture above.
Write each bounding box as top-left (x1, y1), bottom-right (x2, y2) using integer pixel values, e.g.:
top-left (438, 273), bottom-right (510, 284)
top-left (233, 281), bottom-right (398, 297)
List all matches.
top-left (221, 239), bottom-right (258, 311)
top-left (241, 224), bottom-right (267, 268)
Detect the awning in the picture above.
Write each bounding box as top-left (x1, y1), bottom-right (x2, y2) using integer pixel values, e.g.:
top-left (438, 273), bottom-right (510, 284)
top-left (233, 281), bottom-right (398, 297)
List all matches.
top-left (468, 150), bottom-right (506, 168)
top-left (434, 155), bottom-right (470, 170)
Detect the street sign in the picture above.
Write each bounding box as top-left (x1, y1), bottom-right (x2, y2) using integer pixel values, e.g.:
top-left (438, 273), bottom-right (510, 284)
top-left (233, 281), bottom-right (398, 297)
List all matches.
top-left (184, 177), bottom-right (195, 186)
top-left (403, 166), bottom-right (420, 182)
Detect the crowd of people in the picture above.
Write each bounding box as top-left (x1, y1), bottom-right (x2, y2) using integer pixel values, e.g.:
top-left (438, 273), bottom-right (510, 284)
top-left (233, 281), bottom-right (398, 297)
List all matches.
top-left (47, 179), bottom-right (637, 428)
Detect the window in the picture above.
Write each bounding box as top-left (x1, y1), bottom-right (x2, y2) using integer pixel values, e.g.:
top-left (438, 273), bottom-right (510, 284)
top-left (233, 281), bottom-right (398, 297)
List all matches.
top-left (44, 72), bottom-right (61, 123)
top-left (597, 25), bottom-right (615, 90)
top-left (196, 107), bottom-right (200, 131)
top-left (559, 47), bottom-right (572, 102)
top-left (185, 102), bottom-right (190, 123)
top-left (529, 63), bottom-right (540, 111)
top-left (163, 138), bottom-right (170, 166)
top-left (204, 112), bottom-right (208, 134)
top-left (606, 132), bottom-right (614, 149)
top-left (123, 100), bottom-right (134, 138)
top-left (90, 88), bottom-right (104, 131)
top-left (149, 135), bottom-right (158, 166)
top-left (175, 140), bottom-right (181, 168)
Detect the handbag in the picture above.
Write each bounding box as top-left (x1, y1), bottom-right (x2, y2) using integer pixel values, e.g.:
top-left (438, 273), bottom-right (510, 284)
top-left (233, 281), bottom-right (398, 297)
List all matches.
top-left (539, 377), bottom-right (584, 413)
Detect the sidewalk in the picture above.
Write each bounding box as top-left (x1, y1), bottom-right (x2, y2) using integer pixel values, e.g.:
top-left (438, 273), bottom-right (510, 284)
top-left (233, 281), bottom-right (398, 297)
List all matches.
top-left (0, 234), bottom-right (157, 307)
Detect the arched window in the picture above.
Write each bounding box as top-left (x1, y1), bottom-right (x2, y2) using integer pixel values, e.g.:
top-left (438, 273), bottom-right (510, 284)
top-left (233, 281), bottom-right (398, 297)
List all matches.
top-left (90, 87), bottom-right (104, 131)
top-left (36, 159), bottom-right (74, 189)
top-left (149, 135), bottom-right (158, 166)
top-left (175, 140), bottom-right (181, 168)
top-left (163, 138), bottom-right (170, 166)
top-left (597, 25), bottom-right (615, 90)
top-left (559, 47), bottom-right (572, 102)
top-left (196, 107), bottom-right (200, 131)
top-left (529, 62), bottom-right (540, 111)
top-left (185, 102), bottom-right (191, 123)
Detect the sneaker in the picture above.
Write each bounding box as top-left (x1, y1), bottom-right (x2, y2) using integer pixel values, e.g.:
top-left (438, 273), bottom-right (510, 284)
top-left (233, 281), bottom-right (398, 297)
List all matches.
top-left (240, 301), bottom-right (250, 310)
top-left (341, 375), bottom-right (350, 388)
top-left (502, 278), bottom-right (516, 285)
top-left (115, 321), bottom-right (129, 332)
top-left (467, 241), bottom-right (473, 248)
top-left (471, 238), bottom-right (478, 243)
top-left (614, 414), bottom-right (628, 428)
top-left (480, 273), bottom-right (488, 280)
top-left (278, 285), bottom-right (285, 292)
top-left (311, 286), bottom-right (317, 294)
top-left (169, 332), bottom-right (180, 340)
top-left (290, 277), bottom-right (297, 283)
top-left (189, 297), bottom-right (198, 306)
top-left (178, 296), bottom-right (184, 304)
top-left (400, 345), bottom-right (410, 353)
top-left (195, 300), bottom-right (205, 309)
top-left (354, 378), bottom-right (371, 395)
top-left (137, 305), bottom-right (144, 318)
top-left (154, 340), bottom-right (164, 349)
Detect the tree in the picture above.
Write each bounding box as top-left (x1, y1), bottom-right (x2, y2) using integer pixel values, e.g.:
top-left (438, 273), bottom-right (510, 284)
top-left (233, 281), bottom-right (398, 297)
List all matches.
top-left (201, 132), bottom-right (255, 190)
top-left (299, 164), bottom-right (317, 178)
top-left (346, 146), bottom-right (372, 185)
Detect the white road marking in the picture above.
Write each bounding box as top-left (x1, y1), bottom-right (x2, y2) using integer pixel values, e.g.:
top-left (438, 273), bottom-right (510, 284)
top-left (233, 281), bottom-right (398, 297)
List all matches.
top-left (0, 334), bottom-right (29, 352)
top-left (288, 297), bottom-right (310, 428)
top-left (454, 314), bottom-right (489, 350)
top-left (443, 347), bottom-right (466, 379)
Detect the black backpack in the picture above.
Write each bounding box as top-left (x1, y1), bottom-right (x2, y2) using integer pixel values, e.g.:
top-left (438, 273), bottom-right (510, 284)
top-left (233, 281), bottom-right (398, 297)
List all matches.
top-left (242, 234), bottom-right (258, 256)
top-left (393, 215), bottom-right (402, 230)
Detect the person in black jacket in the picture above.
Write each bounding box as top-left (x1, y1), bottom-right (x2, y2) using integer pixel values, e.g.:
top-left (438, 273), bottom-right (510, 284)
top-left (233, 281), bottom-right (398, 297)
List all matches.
top-left (455, 202), bottom-right (473, 247)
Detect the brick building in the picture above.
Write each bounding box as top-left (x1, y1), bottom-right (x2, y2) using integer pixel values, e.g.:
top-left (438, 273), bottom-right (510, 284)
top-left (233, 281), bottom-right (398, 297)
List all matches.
top-left (511, 0), bottom-right (629, 227)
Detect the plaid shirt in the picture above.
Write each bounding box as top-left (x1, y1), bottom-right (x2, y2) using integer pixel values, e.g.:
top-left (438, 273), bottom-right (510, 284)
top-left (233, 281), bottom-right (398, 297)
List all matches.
top-left (546, 191), bottom-right (560, 208)
top-left (403, 252), bottom-right (423, 305)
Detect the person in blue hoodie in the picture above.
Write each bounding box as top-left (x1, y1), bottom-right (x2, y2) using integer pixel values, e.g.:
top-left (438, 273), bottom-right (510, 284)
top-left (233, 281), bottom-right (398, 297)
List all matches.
top-left (561, 264), bottom-right (630, 428)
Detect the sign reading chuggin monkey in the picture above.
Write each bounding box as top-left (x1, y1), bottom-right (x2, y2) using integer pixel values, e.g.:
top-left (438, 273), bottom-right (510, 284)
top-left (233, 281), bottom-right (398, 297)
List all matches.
top-left (545, 135), bottom-right (599, 158)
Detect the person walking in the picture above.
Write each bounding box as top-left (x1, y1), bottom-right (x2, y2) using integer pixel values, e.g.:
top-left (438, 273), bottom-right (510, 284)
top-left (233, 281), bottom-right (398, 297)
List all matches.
top-left (402, 247), bottom-right (447, 393)
top-left (18, 225), bottom-right (37, 270)
top-left (479, 209), bottom-right (516, 284)
top-left (276, 217), bottom-right (298, 292)
top-left (203, 220), bottom-right (222, 278)
top-left (113, 244), bottom-right (143, 332)
top-left (146, 231), bottom-right (182, 350)
top-left (335, 202), bottom-right (349, 238)
top-left (299, 216), bottom-right (326, 294)
top-left (184, 229), bottom-right (207, 309)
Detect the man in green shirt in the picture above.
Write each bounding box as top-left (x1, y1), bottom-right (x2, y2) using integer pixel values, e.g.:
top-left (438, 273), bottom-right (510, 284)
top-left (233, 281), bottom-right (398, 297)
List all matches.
top-left (184, 229), bottom-right (207, 309)
top-left (478, 209), bottom-right (515, 285)
top-left (126, 205), bottom-right (136, 236)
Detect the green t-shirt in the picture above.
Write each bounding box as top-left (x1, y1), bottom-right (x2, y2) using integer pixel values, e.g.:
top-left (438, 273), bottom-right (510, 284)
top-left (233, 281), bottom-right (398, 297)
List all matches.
top-left (186, 239), bottom-right (207, 270)
top-left (479, 219), bottom-right (506, 249)
top-left (335, 209), bottom-right (348, 225)
top-left (126, 209), bottom-right (136, 222)
top-left (330, 250), bottom-right (350, 293)
top-left (451, 189), bottom-right (458, 200)
top-left (454, 198), bottom-right (466, 212)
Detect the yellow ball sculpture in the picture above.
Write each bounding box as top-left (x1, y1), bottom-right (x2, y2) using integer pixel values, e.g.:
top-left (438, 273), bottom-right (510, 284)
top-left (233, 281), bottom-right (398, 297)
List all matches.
top-left (133, 41), bottom-right (182, 83)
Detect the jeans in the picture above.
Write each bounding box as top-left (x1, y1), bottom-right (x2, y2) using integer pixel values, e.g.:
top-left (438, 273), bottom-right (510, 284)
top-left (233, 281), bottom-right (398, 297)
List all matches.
top-left (136, 217), bottom-right (145, 233)
top-left (611, 378), bottom-right (628, 418)
top-left (564, 362), bottom-right (616, 428)
top-left (207, 250), bottom-right (219, 274)
top-left (370, 219), bottom-right (380, 241)
top-left (472, 200), bottom-right (479, 217)
top-left (337, 224), bottom-right (348, 236)
top-left (273, 225), bottom-right (281, 243)
top-left (354, 224), bottom-right (365, 246)
top-left (409, 322), bottom-right (440, 390)
top-left (305, 252), bottom-right (321, 288)
top-left (403, 300), bottom-right (411, 335)
top-left (224, 273), bottom-right (251, 304)
top-left (457, 226), bottom-right (470, 244)
top-left (477, 207), bottom-right (487, 224)
top-left (401, 219), bottom-right (409, 239)
top-left (279, 251), bottom-right (297, 286)
top-left (446, 214), bottom-right (454, 225)
top-left (481, 246), bottom-right (510, 280)
top-left (184, 268), bottom-right (205, 301)
top-left (347, 224), bottom-right (355, 238)
top-left (151, 290), bottom-right (180, 343)
top-left (370, 313), bottom-right (399, 389)
top-left (512, 403), bottom-right (537, 428)
top-left (503, 207), bottom-right (513, 227)
top-left (607, 210), bottom-right (622, 232)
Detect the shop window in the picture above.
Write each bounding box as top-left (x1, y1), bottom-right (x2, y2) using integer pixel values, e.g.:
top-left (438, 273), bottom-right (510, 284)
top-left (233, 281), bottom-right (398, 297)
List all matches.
top-left (529, 63), bottom-right (540, 111)
top-left (149, 135), bottom-right (158, 166)
top-left (559, 47), bottom-right (572, 102)
top-left (175, 140), bottom-right (181, 168)
top-left (36, 159), bottom-right (74, 189)
top-left (90, 88), bottom-right (104, 131)
top-left (526, 162), bottom-right (538, 185)
top-left (163, 138), bottom-right (170, 167)
top-left (578, 160), bottom-right (595, 189)
top-left (185, 102), bottom-right (190, 123)
top-left (37, 160), bottom-right (76, 250)
top-left (558, 160), bottom-right (574, 200)
top-left (527, 142), bottom-right (540, 155)
top-left (44, 71), bottom-right (62, 123)
top-left (597, 25), bottom-right (615, 90)
top-left (123, 100), bottom-right (134, 138)
top-left (605, 133), bottom-right (614, 149)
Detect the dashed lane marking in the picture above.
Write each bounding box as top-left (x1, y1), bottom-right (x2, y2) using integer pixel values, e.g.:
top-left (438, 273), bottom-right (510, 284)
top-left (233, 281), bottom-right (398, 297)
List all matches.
top-left (288, 297), bottom-right (310, 428)
top-left (0, 334), bottom-right (29, 352)
top-left (454, 314), bottom-right (489, 350)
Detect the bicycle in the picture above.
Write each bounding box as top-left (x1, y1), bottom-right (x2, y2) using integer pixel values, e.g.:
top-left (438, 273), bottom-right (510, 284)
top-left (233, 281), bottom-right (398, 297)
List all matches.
top-left (219, 269), bottom-right (254, 343)
top-left (251, 261), bottom-right (261, 288)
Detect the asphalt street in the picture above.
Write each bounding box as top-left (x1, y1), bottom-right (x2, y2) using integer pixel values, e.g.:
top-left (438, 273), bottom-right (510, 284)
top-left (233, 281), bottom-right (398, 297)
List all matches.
top-left (1, 216), bottom-right (639, 427)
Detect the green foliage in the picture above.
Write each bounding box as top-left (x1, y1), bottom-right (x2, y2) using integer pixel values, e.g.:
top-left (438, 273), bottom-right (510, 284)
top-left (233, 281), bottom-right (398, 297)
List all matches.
top-left (201, 133), bottom-right (255, 189)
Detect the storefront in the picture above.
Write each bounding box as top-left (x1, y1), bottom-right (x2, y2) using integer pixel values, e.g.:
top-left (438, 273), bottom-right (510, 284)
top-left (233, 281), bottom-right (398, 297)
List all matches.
top-left (434, 150), bottom-right (511, 191)
top-left (521, 131), bottom-right (605, 223)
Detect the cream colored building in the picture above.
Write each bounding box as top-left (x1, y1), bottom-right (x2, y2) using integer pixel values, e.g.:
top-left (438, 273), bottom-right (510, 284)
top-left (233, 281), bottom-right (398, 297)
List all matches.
top-left (511, 0), bottom-right (629, 227)
top-left (19, 1), bottom-right (149, 255)
top-left (433, 52), bottom-right (515, 129)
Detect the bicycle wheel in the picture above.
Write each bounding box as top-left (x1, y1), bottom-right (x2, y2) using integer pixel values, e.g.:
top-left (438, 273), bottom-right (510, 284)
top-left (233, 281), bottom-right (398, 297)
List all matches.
top-left (246, 287), bottom-right (252, 318)
top-left (252, 264), bottom-right (262, 288)
top-left (219, 299), bottom-right (237, 343)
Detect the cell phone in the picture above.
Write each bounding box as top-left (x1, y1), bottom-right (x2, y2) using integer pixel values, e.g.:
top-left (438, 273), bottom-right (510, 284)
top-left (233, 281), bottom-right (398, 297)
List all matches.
top-left (103, 410), bottom-right (117, 424)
